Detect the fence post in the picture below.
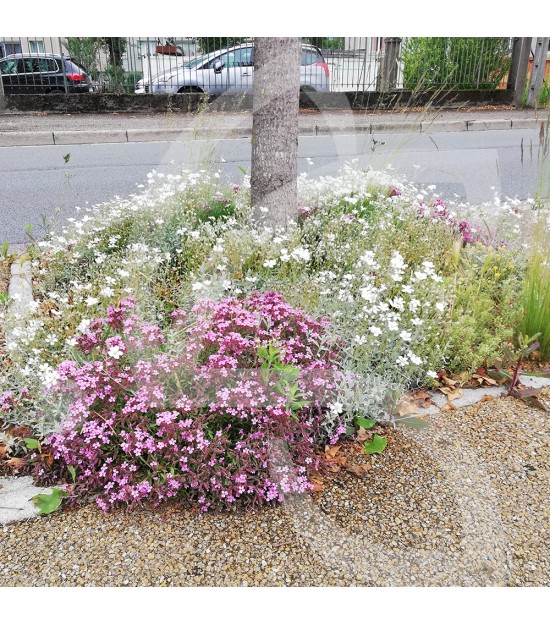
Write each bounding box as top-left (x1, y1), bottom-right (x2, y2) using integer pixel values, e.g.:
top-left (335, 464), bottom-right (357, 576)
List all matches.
top-left (0, 58), bottom-right (7, 111)
top-left (378, 37), bottom-right (402, 92)
top-left (526, 37), bottom-right (549, 107)
top-left (508, 37), bottom-right (532, 105)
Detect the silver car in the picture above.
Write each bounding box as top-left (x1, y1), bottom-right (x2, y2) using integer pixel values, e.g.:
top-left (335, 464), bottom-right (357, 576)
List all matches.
top-left (135, 42), bottom-right (330, 95)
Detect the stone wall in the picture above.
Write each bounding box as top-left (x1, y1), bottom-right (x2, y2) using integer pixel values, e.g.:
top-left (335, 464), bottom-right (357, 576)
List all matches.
top-left (3, 89), bottom-right (515, 114)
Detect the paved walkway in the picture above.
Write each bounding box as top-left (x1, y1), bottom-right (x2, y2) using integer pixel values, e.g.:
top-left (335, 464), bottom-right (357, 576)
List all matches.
top-left (0, 106), bottom-right (548, 146)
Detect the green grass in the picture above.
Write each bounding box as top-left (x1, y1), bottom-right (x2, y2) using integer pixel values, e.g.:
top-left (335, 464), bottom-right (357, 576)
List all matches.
top-left (520, 253), bottom-right (550, 359)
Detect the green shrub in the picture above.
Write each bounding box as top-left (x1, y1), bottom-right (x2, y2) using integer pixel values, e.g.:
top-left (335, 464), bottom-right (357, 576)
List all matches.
top-left (402, 37), bottom-right (511, 90)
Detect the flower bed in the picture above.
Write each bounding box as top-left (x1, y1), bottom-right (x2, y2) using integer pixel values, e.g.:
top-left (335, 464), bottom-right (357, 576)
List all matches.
top-left (1, 165), bottom-right (548, 511)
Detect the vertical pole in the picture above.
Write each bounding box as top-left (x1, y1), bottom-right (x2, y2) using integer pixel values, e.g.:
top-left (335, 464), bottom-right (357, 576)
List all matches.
top-left (508, 37), bottom-right (532, 105)
top-left (527, 37), bottom-right (549, 107)
top-left (59, 37), bottom-right (68, 93)
top-left (378, 37), bottom-right (402, 92)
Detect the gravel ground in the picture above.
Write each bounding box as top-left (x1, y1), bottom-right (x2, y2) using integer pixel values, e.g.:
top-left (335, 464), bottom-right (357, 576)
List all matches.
top-left (0, 391), bottom-right (548, 587)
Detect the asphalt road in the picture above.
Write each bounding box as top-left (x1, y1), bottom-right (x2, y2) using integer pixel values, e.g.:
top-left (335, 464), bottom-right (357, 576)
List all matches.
top-left (1, 128), bottom-right (548, 243)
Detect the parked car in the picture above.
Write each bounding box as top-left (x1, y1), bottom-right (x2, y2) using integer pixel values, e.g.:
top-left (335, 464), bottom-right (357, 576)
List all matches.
top-left (135, 42), bottom-right (330, 95)
top-left (0, 53), bottom-right (94, 94)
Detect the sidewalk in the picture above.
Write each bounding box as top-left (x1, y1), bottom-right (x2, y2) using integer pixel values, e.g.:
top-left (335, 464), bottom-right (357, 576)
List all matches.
top-left (0, 106), bottom-right (548, 146)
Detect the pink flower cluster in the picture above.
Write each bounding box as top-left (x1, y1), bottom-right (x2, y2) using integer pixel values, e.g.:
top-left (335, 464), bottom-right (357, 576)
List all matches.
top-left (46, 293), bottom-right (340, 512)
top-left (419, 198), bottom-right (493, 246)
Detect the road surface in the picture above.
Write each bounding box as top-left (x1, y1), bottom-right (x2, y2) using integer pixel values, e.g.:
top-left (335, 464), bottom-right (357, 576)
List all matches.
top-left (0, 128), bottom-right (548, 243)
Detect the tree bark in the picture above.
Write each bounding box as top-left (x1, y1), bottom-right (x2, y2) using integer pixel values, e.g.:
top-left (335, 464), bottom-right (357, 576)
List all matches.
top-left (251, 37), bottom-right (301, 228)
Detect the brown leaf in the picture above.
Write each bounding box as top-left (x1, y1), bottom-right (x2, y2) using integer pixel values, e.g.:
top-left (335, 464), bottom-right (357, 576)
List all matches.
top-left (0, 445), bottom-right (7, 457)
top-left (397, 400), bottom-right (420, 417)
top-left (355, 427), bottom-right (371, 442)
top-left (309, 471), bottom-right (325, 492)
top-left (441, 402), bottom-right (455, 411)
top-left (324, 445), bottom-right (342, 459)
top-left (41, 452), bottom-right (54, 468)
top-left (345, 463), bottom-right (372, 477)
top-left (441, 375), bottom-right (458, 387)
top-left (327, 463), bottom-right (342, 473)
top-left (440, 387), bottom-right (464, 401)
top-left (520, 395), bottom-right (550, 412)
top-left (4, 457), bottom-right (26, 470)
top-left (479, 394), bottom-right (496, 402)
top-left (9, 425), bottom-right (32, 439)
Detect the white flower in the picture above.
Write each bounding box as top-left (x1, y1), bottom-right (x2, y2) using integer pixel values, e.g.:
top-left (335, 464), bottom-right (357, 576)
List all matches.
top-left (328, 401), bottom-right (344, 414)
top-left (387, 320), bottom-right (399, 331)
top-left (100, 287), bottom-right (115, 298)
top-left (408, 352), bottom-right (423, 366)
top-left (259, 206), bottom-right (269, 214)
top-left (427, 370), bottom-right (438, 378)
top-left (118, 269), bottom-right (130, 278)
top-left (400, 330), bottom-right (412, 342)
top-left (414, 271), bottom-right (427, 281)
top-left (108, 345), bottom-right (124, 360)
top-left (192, 282), bottom-right (204, 291)
top-left (396, 355), bottom-right (409, 367)
top-left (435, 302), bottom-right (446, 312)
top-left (411, 318), bottom-right (424, 326)
top-left (263, 259), bottom-right (277, 268)
top-left (360, 285), bottom-right (379, 304)
top-left (76, 319), bottom-right (91, 333)
top-left (66, 337), bottom-right (78, 347)
top-left (290, 247), bottom-right (311, 262)
top-left (85, 297), bottom-right (99, 307)
top-left (369, 326), bottom-right (383, 337)
top-left (354, 335), bottom-right (367, 345)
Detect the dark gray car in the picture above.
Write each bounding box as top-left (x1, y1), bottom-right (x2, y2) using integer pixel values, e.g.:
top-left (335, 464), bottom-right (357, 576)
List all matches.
top-left (0, 53), bottom-right (93, 94)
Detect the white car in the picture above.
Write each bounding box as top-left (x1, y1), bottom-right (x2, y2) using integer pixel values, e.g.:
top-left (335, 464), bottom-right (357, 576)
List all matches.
top-left (135, 42), bottom-right (330, 95)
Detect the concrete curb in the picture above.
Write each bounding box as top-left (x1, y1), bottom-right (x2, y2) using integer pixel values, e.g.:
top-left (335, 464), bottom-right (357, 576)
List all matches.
top-left (0, 118), bottom-right (546, 147)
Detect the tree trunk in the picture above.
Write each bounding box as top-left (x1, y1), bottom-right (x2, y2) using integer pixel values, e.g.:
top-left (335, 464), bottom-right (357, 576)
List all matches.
top-left (251, 37), bottom-right (301, 228)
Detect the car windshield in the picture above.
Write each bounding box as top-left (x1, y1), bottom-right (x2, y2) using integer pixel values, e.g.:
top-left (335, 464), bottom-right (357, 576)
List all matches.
top-left (184, 53), bottom-right (212, 69)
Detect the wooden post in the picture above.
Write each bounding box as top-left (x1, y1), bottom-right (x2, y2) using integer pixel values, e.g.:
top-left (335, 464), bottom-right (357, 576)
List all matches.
top-left (508, 37), bottom-right (532, 106)
top-left (527, 37), bottom-right (550, 107)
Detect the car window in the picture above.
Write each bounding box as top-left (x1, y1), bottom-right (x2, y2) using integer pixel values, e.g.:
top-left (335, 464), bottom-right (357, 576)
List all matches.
top-left (0, 59), bottom-right (18, 74)
top-left (205, 47), bottom-right (254, 69)
top-left (301, 50), bottom-right (322, 66)
top-left (66, 59), bottom-right (84, 74)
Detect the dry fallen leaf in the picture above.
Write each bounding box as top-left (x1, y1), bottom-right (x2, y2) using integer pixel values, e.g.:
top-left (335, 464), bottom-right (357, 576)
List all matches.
top-left (355, 427), bottom-right (371, 442)
top-left (324, 445), bottom-right (342, 459)
top-left (344, 463), bottom-right (372, 477)
top-left (440, 387), bottom-right (464, 402)
top-left (309, 472), bottom-right (325, 493)
top-left (4, 457), bottom-right (25, 470)
top-left (397, 400), bottom-right (420, 417)
top-left (479, 394), bottom-right (496, 402)
top-left (441, 402), bottom-right (455, 411)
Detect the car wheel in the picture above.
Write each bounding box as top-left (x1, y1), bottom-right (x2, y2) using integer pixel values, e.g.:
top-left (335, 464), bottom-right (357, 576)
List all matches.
top-left (177, 86), bottom-right (203, 94)
top-left (300, 86), bottom-right (318, 108)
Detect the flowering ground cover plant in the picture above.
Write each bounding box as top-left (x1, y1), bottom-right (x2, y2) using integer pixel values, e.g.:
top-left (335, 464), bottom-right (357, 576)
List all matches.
top-left (1, 164), bottom-right (548, 511)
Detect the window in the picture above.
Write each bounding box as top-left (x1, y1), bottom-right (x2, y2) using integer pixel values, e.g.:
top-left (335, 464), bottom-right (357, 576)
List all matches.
top-left (29, 40), bottom-right (45, 53)
top-left (2, 42), bottom-right (23, 55)
top-left (206, 47), bottom-right (253, 69)
top-left (0, 59), bottom-right (18, 74)
top-left (301, 49), bottom-right (322, 66)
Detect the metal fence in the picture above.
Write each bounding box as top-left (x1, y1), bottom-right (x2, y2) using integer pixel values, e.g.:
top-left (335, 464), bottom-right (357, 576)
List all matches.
top-left (0, 36), bottom-right (515, 95)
